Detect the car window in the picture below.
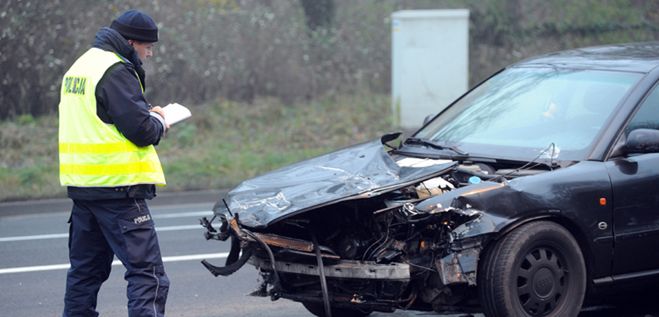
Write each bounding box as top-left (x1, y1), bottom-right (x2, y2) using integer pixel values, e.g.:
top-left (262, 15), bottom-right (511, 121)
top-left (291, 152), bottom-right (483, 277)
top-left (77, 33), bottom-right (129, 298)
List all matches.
top-left (626, 82), bottom-right (659, 135)
top-left (416, 67), bottom-right (641, 161)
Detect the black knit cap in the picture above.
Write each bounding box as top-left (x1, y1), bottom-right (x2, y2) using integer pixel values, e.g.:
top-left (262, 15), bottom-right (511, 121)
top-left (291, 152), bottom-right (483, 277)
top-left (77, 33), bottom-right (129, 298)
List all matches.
top-left (110, 9), bottom-right (158, 42)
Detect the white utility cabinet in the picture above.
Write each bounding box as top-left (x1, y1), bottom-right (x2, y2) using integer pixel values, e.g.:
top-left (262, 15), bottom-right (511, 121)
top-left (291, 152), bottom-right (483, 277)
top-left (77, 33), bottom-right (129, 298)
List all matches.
top-left (392, 9), bottom-right (470, 130)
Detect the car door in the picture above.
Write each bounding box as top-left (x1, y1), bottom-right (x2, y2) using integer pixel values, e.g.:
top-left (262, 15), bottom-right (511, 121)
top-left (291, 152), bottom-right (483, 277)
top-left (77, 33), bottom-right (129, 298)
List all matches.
top-left (607, 82), bottom-right (659, 276)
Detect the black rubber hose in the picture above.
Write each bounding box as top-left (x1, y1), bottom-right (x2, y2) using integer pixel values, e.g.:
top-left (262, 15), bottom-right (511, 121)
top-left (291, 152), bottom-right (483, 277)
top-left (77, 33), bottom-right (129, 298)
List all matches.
top-left (201, 246), bottom-right (253, 276)
top-left (311, 232), bottom-right (332, 317)
top-left (243, 230), bottom-right (281, 289)
top-left (226, 235), bottom-right (241, 264)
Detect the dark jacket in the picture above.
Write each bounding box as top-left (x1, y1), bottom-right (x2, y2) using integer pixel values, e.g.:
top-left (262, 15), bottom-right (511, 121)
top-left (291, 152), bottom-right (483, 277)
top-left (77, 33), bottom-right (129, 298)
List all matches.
top-left (67, 27), bottom-right (165, 200)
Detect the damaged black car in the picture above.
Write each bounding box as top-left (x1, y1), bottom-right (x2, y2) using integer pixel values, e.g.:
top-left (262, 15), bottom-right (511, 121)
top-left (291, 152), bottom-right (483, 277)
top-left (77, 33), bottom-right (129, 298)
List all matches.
top-left (200, 42), bottom-right (659, 317)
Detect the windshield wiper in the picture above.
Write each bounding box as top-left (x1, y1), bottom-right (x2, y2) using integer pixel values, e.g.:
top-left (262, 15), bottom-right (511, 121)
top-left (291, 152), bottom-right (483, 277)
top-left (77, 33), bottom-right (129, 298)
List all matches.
top-left (404, 137), bottom-right (469, 157)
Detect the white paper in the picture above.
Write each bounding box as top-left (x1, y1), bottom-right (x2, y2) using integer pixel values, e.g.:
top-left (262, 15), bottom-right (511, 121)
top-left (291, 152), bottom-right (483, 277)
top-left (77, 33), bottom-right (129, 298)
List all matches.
top-left (162, 102), bottom-right (191, 126)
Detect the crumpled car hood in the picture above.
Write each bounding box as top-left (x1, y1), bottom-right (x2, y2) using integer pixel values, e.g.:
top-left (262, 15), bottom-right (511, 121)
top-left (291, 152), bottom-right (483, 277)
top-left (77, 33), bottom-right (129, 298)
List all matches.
top-left (216, 137), bottom-right (456, 228)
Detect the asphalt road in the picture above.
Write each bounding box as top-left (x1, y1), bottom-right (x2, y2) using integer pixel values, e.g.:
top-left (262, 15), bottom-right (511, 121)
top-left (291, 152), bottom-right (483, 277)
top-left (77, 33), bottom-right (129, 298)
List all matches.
top-left (1, 196), bottom-right (658, 317)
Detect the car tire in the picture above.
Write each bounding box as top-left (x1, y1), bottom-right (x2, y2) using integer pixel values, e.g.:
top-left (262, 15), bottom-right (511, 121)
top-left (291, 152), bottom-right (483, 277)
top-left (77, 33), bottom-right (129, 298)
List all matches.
top-left (301, 302), bottom-right (373, 317)
top-left (478, 221), bottom-right (586, 317)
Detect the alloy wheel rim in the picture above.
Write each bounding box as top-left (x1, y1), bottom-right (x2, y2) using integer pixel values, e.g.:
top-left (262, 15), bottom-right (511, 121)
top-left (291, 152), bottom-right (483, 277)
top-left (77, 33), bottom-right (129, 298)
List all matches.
top-left (515, 247), bottom-right (567, 316)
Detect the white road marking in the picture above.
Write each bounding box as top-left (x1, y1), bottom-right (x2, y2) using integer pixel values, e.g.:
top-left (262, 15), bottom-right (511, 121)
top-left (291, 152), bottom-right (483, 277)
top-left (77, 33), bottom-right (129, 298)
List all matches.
top-left (0, 224), bottom-right (210, 242)
top-left (0, 233), bottom-right (69, 242)
top-left (154, 224), bottom-right (203, 232)
top-left (153, 210), bottom-right (212, 219)
top-left (0, 252), bottom-right (229, 275)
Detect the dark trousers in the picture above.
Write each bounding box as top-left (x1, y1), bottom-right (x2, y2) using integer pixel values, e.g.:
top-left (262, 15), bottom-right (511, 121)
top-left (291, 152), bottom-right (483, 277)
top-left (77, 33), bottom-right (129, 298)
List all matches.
top-left (63, 199), bottom-right (169, 317)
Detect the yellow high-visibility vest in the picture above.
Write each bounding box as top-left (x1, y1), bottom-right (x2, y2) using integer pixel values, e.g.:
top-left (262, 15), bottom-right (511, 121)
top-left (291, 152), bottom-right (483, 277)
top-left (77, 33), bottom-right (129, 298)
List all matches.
top-left (58, 47), bottom-right (166, 187)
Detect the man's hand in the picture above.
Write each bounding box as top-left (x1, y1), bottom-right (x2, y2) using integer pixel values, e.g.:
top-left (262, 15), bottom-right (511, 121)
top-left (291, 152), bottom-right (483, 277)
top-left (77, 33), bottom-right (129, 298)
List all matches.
top-left (149, 106), bottom-right (170, 129)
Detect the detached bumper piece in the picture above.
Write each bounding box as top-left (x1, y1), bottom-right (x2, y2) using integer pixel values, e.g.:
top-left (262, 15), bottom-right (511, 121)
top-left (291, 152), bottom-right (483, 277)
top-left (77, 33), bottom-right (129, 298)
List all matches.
top-left (201, 236), bottom-right (254, 276)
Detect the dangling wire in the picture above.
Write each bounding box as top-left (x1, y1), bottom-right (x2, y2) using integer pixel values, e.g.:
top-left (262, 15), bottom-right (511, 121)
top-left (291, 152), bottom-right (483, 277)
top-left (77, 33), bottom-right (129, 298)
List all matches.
top-left (499, 142), bottom-right (557, 180)
top-left (310, 231), bottom-right (332, 317)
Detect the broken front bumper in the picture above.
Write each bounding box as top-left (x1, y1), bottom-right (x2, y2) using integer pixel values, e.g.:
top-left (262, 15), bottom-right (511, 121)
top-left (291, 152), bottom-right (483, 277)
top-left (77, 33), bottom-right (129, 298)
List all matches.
top-left (200, 211), bottom-right (488, 287)
top-left (200, 214), bottom-right (410, 281)
top-left (250, 257), bottom-right (410, 280)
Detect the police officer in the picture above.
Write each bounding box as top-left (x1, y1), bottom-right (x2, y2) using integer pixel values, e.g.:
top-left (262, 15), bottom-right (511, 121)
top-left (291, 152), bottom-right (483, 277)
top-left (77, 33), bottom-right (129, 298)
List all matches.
top-left (59, 9), bottom-right (169, 317)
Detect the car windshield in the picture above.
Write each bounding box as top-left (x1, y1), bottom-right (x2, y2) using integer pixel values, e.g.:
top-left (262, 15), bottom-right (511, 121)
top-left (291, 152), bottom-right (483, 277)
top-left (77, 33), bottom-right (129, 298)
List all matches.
top-left (414, 67), bottom-right (642, 161)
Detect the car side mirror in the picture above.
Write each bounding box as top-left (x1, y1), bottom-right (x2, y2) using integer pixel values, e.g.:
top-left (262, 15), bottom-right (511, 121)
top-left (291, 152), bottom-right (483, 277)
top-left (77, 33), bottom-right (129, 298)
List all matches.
top-left (624, 128), bottom-right (659, 154)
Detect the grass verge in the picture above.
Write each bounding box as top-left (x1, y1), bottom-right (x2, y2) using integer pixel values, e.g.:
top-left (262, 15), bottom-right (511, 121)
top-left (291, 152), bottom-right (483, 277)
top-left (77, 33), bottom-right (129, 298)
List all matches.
top-left (0, 93), bottom-right (393, 202)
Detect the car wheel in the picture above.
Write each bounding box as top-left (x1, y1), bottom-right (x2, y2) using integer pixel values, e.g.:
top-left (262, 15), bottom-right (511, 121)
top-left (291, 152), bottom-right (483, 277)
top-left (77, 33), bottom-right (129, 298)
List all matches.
top-left (478, 221), bottom-right (586, 317)
top-left (302, 302), bottom-right (373, 317)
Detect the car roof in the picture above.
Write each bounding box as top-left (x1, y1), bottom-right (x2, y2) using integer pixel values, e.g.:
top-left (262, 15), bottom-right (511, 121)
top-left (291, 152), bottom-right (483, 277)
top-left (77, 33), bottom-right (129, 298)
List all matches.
top-left (513, 42), bottom-right (659, 73)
